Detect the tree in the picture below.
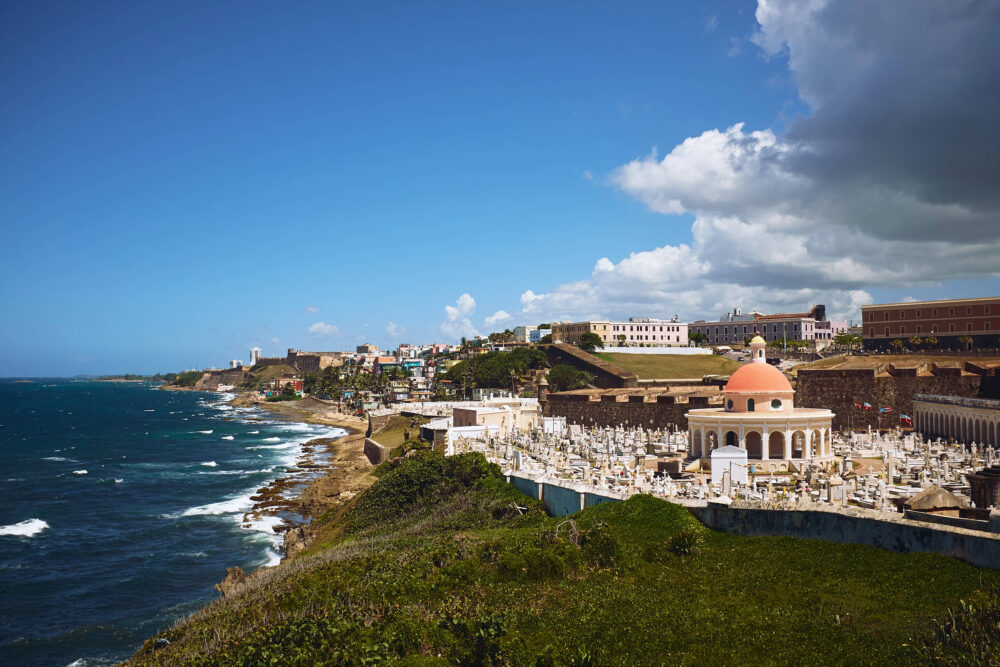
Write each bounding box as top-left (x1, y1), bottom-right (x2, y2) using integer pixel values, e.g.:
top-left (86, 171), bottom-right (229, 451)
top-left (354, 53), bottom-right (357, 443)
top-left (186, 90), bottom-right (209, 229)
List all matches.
top-left (925, 335), bottom-right (938, 350)
top-left (890, 339), bottom-right (905, 352)
top-left (909, 336), bottom-right (923, 351)
top-left (546, 364), bottom-right (593, 392)
top-left (959, 335), bottom-right (974, 351)
top-left (538, 333), bottom-right (553, 344)
top-left (689, 332), bottom-right (708, 347)
top-left (616, 334), bottom-right (627, 346)
top-left (834, 331), bottom-right (861, 352)
top-left (578, 332), bottom-right (604, 353)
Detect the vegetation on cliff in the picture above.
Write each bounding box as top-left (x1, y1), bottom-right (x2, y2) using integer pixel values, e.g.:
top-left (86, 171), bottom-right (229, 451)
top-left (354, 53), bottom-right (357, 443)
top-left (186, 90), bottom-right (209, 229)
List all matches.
top-left (129, 452), bottom-right (1000, 665)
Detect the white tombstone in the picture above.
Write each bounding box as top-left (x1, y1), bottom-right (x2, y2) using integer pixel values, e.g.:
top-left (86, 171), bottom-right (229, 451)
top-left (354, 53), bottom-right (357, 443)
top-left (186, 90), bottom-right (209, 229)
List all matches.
top-left (711, 446), bottom-right (748, 487)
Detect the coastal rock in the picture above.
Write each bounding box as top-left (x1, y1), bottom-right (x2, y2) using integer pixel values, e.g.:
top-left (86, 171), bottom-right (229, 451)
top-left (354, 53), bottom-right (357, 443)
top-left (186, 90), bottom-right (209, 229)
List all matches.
top-left (283, 526), bottom-right (313, 558)
top-left (214, 566), bottom-right (249, 598)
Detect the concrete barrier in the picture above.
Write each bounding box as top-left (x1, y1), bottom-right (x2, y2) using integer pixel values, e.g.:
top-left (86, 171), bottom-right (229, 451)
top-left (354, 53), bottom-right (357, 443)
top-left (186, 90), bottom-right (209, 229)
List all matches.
top-left (542, 483), bottom-right (585, 516)
top-left (363, 437), bottom-right (390, 465)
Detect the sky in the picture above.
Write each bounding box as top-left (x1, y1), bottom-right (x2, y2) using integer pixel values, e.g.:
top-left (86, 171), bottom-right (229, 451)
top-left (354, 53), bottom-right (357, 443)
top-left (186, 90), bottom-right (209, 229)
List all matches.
top-left (2, 0), bottom-right (999, 376)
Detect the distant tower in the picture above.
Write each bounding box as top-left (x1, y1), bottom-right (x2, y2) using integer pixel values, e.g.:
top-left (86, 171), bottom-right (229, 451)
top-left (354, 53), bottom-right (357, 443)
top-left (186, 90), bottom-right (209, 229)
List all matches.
top-left (250, 347), bottom-right (262, 366)
top-left (749, 334), bottom-right (766, 363)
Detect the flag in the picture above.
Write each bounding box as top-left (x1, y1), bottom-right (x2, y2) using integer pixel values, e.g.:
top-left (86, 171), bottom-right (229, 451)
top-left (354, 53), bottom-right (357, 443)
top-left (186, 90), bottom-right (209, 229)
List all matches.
top-left (854, 402), bottom-right (863, 409)
top-left (863, 402), bottom-right (872, 410)
top-left (900, 414), bottom-right (912, 425)
top-left (880, 406), bottom-right (893, 414)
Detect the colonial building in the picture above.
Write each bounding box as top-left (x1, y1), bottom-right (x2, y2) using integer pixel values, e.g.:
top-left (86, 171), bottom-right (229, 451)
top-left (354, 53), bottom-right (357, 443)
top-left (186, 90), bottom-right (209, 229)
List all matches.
top-left (552, 318), bottom-right (687, 346)
top-left (689, 305), bottom-right (845, 347)
top-left (861, 296), bottom-right (1000, 351)
top-left (686, 336), bottom-right (835, 470)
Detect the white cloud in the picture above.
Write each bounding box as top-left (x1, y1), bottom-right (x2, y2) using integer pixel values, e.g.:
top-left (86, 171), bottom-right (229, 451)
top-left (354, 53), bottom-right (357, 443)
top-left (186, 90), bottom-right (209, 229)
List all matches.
top-left (305, 306), bottom-right (320, 313)
top-left (270, 337), bottom-right (280, 344)
top-left (704, 14), bottom-right (719, 33)
top-left (484, 310), bottom-right (512, 326)
top-left (385, 321), bottom-right (404, 338)
top-left (503, 1), bottom-right (1000, 326)
top-left (308, 322), bottom-right (338, 337)
top-left (441, 293), bottom-right (479, 340)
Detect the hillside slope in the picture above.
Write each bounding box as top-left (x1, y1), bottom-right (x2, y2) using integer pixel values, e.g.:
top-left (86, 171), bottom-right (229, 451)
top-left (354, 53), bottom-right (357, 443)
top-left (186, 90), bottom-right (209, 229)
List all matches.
top-left (128, 452), bottom-right (1000, 665)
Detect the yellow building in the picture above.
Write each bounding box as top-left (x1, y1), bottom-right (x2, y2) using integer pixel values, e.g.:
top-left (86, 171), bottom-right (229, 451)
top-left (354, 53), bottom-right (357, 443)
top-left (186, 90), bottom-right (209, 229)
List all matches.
top-left (551, 321), bottom-right (611, 345)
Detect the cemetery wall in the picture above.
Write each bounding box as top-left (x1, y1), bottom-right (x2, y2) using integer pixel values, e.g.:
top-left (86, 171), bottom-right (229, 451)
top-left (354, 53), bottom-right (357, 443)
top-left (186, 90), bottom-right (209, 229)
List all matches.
top-left (691, 502), bottom-right (1000, 571)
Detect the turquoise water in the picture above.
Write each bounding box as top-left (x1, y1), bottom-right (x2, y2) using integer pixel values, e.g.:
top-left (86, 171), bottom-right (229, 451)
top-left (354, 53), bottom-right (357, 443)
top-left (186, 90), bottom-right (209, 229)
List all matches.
top-left (0, 380), bottom-right (344, 666)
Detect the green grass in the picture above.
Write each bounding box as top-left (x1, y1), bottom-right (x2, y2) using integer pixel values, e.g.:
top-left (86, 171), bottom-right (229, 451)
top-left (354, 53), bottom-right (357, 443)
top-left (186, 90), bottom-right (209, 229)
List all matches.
top-left (128, 451), bottom-right (1000, 666)
top-left (369, 414), bottom-right (431, 450)
top-left (594, 352), bottom-right (742, 379)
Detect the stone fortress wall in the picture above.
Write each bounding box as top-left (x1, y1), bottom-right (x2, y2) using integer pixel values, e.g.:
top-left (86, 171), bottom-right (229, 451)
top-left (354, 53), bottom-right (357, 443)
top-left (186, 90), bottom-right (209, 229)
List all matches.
top-left (251, 349), bottom-right (342, 374)
top-left (795, 360), bottom-right (998, 430)
top-left (543, 388), bottom-right (723, 430)
top-left (543, 343), bottom-right (638, 389)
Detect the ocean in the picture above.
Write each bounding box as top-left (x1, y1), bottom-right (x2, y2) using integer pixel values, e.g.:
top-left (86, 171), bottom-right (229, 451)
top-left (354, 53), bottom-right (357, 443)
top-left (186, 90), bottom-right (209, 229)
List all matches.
top-left (0, 379), bottom-right (345, 666)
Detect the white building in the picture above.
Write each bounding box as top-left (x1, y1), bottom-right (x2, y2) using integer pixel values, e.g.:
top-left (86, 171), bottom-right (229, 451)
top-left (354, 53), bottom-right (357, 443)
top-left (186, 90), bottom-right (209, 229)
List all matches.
top-left (514, 325), bottom-right (536, 343)
top-left (229, 359), bottom-right (243, 369)
top-left (530, 328), bottom-right (551, 343)
top-left (250, 347), bottom-right (262, 366)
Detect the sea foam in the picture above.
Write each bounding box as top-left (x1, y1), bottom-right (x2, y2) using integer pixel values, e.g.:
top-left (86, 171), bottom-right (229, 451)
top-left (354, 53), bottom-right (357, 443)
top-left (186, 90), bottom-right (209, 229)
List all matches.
top-left (221, 435), bottom-right (234, 441)
top-left (201, 461), bottom-right (218, 467)
top-left (72, 470), bottom-right (88, 475)
top-left (0, 518), bottom-right (49, 537)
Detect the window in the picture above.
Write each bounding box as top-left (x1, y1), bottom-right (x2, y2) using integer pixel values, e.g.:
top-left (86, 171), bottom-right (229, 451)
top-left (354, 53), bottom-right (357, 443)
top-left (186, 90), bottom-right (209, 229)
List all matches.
top-left (986, 306), bottom-right (992, 315)
top-left (747, 398), bottom-right (755, 412)
top-left (966, 307), bottom-right (972, 315)
top-left (900, 326), bottom-right (905, 334)
top-left (932, 325), bottom-right (938, 333)
top-left (900, 310), bottom-right (905, 318)
top-left (916, 325), bottom-right (922, 333)
top-left (884, 312), bottom-right (889, 321)
top-left (949, 308), bottom-right (955, 316)
top-left (884, 327), bottom-right (890, 336)
top-left (771, 399), bottom-right (782, 409)
top-left (968, 323), bottom-right (973, 332)
top-left (987, 323), bottom-right (992, 331)
top-left (916, 310), bottom-right (921, 317)
top-left (727, 400), bottom-right (734, 410)
top-left (870, 328), bottom-right (875, 337)
top-left (949, 324), bottom-right (956, 332)
top-left (932, 309), bottom-right (938, 317)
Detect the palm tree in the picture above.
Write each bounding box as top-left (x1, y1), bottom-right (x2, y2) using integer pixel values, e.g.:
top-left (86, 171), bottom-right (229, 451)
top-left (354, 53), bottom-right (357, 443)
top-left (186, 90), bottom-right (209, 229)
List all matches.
top-left (908, 336), bottom-right (922, 351)
top-left (890, 339), bottom-right (905, 353)
top-left (958, 335), bottom-right (974, 352)
top-left (925, 335), bottom-right (938, 350)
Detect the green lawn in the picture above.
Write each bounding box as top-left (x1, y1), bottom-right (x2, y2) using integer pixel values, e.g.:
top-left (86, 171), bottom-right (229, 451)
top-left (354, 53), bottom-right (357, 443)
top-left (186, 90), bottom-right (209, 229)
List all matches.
top-left (595, 352), bottom-right (743, 378)
top-left (129, 452), bottom-right (1000, 665)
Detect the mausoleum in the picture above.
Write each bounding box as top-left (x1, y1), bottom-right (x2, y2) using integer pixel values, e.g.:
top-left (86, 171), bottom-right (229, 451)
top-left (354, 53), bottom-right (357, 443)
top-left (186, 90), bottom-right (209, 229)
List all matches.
top-left (686, 336), bottom-right (835, 471)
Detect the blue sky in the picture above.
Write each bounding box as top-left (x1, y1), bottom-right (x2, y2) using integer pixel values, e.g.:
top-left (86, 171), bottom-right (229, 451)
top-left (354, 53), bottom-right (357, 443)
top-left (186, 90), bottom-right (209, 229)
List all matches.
top-left (2, 1), bottom-right (998, 375)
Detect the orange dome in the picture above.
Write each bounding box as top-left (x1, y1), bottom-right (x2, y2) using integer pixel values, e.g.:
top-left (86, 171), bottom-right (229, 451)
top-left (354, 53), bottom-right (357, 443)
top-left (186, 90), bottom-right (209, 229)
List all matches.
top-left (724, 362), bottom-right (792, 393)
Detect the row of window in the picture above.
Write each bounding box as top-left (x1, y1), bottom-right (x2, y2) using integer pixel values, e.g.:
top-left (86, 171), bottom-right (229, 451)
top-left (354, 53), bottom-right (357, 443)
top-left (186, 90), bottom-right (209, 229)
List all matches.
top-left (869, 322), bottom-right (993, 336)
top-left (866, 305), bottom-right (993, 321)
top-left (610, 324), bottom-right (683, 332)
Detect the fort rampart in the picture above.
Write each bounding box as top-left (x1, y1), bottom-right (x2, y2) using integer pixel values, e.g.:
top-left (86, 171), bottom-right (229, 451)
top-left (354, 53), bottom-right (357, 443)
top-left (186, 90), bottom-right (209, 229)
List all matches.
top-left (795, 362), bottom-right (992, 430)
top-left (543, 343), bottom-right (638, 389)
top-left (543, 389), bottom-right (722, 430)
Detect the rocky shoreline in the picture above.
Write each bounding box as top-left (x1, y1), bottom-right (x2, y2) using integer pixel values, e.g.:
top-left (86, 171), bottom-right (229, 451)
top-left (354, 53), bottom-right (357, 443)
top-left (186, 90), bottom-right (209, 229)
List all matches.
top-left (214, 395), bottom-right (375, 596)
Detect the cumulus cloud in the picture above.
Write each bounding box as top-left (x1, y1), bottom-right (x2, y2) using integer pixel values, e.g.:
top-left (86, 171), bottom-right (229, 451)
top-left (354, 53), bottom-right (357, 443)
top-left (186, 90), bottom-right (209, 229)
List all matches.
top-left (308, 322), bottom-right (338, 337)
top-left (511, 0), bottom-right (1000, 325)
top-left (385, 321), bottom-right (404, 338)
top-left (441, 293), bottom-right (478, 340)
top-left (484, 310), bottom-right (512, 326)
top-left (305, 306), bottom-right (320, 313)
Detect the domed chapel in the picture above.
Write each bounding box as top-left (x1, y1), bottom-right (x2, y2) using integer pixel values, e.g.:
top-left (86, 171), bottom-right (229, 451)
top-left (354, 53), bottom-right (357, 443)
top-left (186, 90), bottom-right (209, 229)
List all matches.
top-left (686, 336), bottom-right (835, 471)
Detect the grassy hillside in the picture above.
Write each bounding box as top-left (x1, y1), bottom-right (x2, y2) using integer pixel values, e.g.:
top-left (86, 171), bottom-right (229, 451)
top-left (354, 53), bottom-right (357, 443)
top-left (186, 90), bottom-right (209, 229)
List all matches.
top-left (594, 352), bottom-right (742, 379)
top-left (239, 364), bottom-right (300, 390)
top-left (128, 451), bottom-right (1000, 665)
